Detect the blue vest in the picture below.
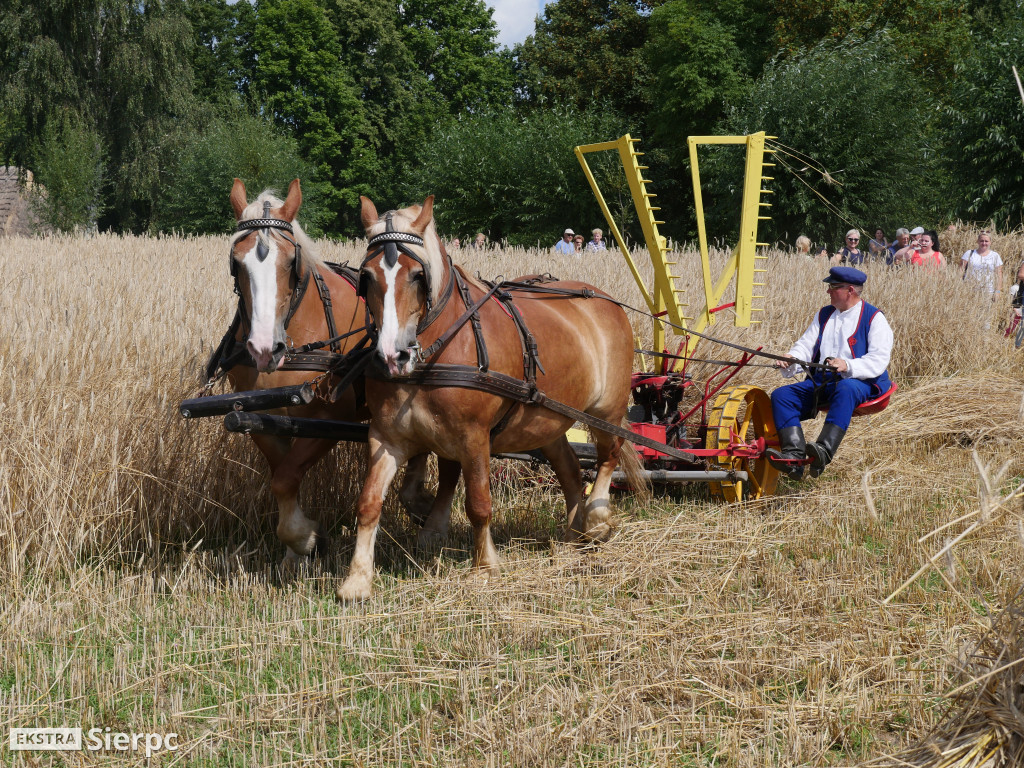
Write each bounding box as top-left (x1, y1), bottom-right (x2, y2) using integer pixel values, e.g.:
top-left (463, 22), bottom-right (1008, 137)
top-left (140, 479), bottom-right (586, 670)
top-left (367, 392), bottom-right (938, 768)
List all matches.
top-left (810, 302), bottom-right (892, 396)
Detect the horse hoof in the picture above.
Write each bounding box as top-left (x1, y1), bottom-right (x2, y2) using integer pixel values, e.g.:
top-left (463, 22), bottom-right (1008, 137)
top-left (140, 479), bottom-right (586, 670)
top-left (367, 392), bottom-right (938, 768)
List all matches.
top-left (335, 578), bottom-right (372, 602)
top-left (416, 526), bottom-right (448, 555)
top-left (581, 520), bottom-right (615, 543)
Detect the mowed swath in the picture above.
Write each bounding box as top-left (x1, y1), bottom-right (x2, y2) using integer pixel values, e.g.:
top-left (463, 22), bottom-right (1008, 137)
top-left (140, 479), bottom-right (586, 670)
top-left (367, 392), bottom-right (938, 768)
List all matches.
top-left (2, 228), bottom-right (1024, 766)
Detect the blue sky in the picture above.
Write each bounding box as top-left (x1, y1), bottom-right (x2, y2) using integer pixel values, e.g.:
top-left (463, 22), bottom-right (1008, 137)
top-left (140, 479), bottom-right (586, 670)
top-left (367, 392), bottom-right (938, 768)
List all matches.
top-left (487, 0), bottom-right (544, 48)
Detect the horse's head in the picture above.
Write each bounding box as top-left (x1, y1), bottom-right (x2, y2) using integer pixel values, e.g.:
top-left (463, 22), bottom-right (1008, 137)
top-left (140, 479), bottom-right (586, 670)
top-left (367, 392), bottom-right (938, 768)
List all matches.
top-left (358, 195), bottom-right (444, 377)
top-left (229, 178), bottom-right (307, 373)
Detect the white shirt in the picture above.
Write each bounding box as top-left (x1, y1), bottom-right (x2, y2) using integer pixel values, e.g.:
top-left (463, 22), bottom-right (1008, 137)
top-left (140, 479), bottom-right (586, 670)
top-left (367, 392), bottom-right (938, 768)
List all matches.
top-left (781, 300), bottom-right (893, 381)
top-left (961, 249), bottom-right (1002, 294)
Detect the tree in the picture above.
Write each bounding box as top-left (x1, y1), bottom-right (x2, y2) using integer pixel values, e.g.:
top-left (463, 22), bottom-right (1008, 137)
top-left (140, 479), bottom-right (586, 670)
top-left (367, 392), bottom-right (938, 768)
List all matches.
top-left (942, 17), bottom-right (1024, 229)
top-left (513, 0), bottom-right (661, 116)
top-left (717, 34), bottom-right (941, 245)
top-left (645, 0), bottom-right (754, 159)
top-left (250, 0), bottom-right (377, 233)
top-left (769, 0), bottom-right (971, 88)
top-left (30, 114), bottom-right (105, 231)
top-left (182, 0), bottom-right (256, 106)
top-left (400, 108), bottom-right (631, 246)
top-left (153, 111), bottom-right (325, 235)
top-left (0, 0), bottom-right (201, 231)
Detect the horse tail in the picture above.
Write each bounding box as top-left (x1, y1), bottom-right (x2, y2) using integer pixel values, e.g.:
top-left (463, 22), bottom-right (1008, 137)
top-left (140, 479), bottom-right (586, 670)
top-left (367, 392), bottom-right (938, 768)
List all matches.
top-left (617, 419), bottom-right (651, 499)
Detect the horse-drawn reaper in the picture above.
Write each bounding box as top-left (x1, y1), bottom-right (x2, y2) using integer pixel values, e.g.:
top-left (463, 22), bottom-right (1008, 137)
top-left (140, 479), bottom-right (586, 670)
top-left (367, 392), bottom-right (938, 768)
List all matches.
top-left (181, 131), bottom-right (897, 599)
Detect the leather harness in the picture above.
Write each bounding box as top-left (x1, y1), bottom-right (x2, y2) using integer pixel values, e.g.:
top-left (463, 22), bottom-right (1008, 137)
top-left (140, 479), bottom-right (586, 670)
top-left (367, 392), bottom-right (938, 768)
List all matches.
top-left (356, 218), bottom-right (701, 464)
top-left (204, 210), bottom-right (372, 384)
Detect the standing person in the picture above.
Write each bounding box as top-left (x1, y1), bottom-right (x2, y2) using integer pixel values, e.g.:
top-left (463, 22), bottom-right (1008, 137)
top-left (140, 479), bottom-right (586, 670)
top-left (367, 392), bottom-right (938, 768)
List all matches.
top-left (1005, 261), bottom-right (1024, 339)
top-left (961, 231), bottom-right (1004, 301)
top-left (472, 233), bottom-right (487, 249)
top-left (553, 228), bottom-right (575, 254)
top-left (449, 237), bottom-right (461, 250)
top-left (868, 228), bottom-right (888, 257)
top-left (765, 267), bottom-right (893, 480)
top-left (586, 228), bottom-right (607, 251)
top-left (887, 228), bottom-right (910, 265)
top-left (573, 234), bottom-right (585, 253)
top-left (894, 229), bottom-right (946, 267)
top-left (832, 229), bottom-right (867, 265)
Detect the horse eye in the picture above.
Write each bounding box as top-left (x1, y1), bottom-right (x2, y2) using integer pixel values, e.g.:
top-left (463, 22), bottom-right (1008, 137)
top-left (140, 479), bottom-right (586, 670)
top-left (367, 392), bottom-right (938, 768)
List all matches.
top-left (411, 270), bottom-right (426, 285)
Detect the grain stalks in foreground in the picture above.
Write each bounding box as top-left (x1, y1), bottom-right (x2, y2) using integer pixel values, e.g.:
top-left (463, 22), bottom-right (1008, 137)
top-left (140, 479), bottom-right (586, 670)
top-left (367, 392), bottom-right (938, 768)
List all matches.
top-left (1, 229), bottom-right (1024, 766)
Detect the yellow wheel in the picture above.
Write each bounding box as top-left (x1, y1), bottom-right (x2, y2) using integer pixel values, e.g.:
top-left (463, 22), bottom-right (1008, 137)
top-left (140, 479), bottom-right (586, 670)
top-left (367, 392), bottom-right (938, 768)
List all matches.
top-left (705, 384), bottom-right (780, 502)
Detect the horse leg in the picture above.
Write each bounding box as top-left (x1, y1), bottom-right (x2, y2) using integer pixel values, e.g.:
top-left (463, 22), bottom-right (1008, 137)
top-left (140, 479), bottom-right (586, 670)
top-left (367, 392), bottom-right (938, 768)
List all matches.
top-left (461, 443), bottom-right (500, 578)
top-left (336, 435), bottom-right (406, 602)
top-left (268, 437), bottom-right (338, 565)
top-left (539, 436), bottom-right (585, 542)
top-left (398, 453), bottom-right (435, 526)
top-left (578, 431), bottom-right (623, 542)
top-left (416, 458), bottom-right (462, 554)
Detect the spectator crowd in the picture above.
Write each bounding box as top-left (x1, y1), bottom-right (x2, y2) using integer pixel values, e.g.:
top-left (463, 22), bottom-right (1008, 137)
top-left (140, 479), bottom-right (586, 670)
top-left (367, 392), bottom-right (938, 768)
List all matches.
top-left (797, 225), bottom-right (1024, 336)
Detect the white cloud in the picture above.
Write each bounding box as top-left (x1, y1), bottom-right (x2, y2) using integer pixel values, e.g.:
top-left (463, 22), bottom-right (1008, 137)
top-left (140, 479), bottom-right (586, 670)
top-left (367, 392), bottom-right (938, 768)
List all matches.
top-left (487, 0), bottom-right (544, 48)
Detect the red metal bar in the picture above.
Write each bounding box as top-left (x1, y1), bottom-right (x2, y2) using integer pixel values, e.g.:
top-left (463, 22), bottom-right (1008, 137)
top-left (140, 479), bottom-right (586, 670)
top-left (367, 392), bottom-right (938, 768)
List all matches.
top-left (675, 347), bottom-right (762, 426)
top-left (708, 301), bottom-right (736, 314)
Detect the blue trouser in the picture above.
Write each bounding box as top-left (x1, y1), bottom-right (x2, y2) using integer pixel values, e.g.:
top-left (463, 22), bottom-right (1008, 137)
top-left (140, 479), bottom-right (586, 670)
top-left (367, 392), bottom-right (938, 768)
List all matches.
top-left (770, 377), bottom-right (873, 431)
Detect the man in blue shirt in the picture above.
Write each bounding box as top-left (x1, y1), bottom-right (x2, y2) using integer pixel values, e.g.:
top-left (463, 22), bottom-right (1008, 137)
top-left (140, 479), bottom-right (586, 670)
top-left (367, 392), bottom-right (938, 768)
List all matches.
top-left (554, 229), bottom-right (575, 254)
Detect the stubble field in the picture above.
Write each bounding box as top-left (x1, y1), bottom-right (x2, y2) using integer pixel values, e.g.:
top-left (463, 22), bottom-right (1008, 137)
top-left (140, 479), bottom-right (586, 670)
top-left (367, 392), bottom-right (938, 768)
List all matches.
top-left (2, 226), bottom-right (1024, 766)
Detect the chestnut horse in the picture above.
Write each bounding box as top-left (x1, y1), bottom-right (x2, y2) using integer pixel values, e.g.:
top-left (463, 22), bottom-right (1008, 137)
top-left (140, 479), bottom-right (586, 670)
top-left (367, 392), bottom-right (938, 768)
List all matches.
top-left (336, 195), bottom-right (637, 600)
top-left (221, 179), bottom-right (454, 564)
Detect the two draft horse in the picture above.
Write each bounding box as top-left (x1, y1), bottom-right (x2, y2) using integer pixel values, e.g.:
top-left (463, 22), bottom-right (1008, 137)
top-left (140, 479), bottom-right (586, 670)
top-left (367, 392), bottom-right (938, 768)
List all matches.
top-left (219, 180), bottom-right (452, 564)
top-left (336, 195), bottom-right (637, 600)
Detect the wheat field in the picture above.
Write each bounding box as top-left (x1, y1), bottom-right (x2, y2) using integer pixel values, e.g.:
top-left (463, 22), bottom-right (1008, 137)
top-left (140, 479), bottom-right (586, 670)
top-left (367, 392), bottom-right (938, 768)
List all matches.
top-left (2, 225), bottom-right (1024, 766)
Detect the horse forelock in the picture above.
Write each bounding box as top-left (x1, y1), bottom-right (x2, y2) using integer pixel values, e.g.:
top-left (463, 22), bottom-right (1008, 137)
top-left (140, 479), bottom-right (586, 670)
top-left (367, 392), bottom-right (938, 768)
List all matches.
top-left (230, 189), bottom-right (322, 270)
top-left (366, 204), bottom-right (445, 302)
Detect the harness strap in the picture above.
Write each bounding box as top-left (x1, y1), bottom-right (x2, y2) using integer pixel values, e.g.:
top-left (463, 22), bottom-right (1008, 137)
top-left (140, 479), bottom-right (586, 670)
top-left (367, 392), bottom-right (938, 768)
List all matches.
top-left (370, 363), bottom-right (700, 464)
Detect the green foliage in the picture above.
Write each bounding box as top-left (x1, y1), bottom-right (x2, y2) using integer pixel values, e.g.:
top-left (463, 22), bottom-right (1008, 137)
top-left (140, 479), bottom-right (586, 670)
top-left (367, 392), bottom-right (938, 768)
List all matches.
top-left (398, 0), bottom-right (512, 114)
top-left (251, 0), bottom-right (377, 233)
top-left (719, 34), bottom-right (941, 246)
top-left (0, 0), bottom-right (200, 232)
top-left (30, 114), bottom-right (105, 232)
top-left (645, 0), bottom-right (754, 157)
top-left (153, 112), bottom-right (325, 235)
top-left (942, 18), bottom-right (1024, 230)
top-left (513, 0), bottom-right (660, 116)
top-left (770, 0), bottom-right (971, 87)
top-left (400, 108), bottom-right (631, 246)
top-left (183, 0), bottom-right (256, 106)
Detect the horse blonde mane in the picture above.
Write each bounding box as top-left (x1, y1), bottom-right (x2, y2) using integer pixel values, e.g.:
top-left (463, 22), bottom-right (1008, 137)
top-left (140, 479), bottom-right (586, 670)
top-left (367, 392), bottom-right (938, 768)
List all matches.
top-left (230, 189), bottom-right (323, 270)
top-left (366, 202), bottom-right (452, 301)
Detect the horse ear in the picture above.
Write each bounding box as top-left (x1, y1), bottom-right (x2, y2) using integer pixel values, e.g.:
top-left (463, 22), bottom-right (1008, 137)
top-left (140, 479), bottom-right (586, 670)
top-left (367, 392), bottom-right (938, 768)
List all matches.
top-left (411, 195), bottom-right (434, 232)
top-left (280, 179), bottom-right (301, 221)
top-left (360, 196), bottom-right (379, 231)
top-left (230, 178), bottom-right (247, 219)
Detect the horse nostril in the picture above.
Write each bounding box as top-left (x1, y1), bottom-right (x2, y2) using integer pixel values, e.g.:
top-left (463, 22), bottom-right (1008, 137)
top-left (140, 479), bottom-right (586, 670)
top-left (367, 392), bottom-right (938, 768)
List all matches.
top-left (271, 341), bottom-right (286, 358)
top-left (396, 350), bottom-right (410, 365)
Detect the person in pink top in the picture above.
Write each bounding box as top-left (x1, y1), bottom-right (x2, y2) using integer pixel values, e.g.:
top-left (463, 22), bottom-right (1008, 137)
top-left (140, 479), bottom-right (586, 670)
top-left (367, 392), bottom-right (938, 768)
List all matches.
top-left (893, 229), bottom-right (945, 267)
top-left (908, 230), bottom-right (946, 267)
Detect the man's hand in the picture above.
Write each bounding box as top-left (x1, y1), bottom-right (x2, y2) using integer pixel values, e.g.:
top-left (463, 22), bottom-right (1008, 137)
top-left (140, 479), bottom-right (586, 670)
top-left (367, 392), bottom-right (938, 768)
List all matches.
top-left (774, 354), bottom-right (795, 369)
top-left (824, 356), bottom-right (849, 373)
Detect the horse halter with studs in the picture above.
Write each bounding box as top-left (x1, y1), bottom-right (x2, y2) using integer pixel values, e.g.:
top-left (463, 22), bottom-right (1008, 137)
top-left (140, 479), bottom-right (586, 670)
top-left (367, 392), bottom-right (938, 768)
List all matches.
top-left (231, 201), bottom-right (303, 282)
top-left (360, 212), bottom-right (435, 313)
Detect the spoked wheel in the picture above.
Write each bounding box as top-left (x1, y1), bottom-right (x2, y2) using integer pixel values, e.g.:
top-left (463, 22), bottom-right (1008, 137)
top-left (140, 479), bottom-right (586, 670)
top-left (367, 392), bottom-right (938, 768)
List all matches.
top-left (706, 384), bottom-right (780, 502)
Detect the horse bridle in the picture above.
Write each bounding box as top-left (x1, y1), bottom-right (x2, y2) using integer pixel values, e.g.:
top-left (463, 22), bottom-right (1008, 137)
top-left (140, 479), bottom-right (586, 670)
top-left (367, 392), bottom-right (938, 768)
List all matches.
top-left (231, 201), bottom-right (310, 330)
top-left (358, 211), bottom-right (455, 334)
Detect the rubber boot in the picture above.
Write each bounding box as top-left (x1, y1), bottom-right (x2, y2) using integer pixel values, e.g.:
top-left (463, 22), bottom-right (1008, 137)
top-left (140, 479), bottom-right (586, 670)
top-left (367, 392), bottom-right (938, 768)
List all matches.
top-left (765, 425), bottom-right (807, 480)
top-left (805, 422), bottom-right (846, 478)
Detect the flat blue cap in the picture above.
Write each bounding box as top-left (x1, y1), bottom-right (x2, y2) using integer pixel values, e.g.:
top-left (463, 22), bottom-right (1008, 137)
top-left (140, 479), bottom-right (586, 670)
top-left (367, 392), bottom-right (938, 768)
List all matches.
top-left (823, 266), bottom-right (866, 286)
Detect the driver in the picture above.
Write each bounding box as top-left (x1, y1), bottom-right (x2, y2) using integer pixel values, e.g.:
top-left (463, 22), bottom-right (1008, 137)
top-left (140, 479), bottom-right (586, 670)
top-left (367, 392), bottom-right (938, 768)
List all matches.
top-left (765, 266), bottom-right (893, 479)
